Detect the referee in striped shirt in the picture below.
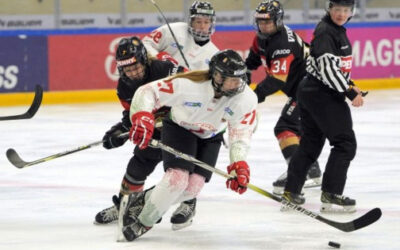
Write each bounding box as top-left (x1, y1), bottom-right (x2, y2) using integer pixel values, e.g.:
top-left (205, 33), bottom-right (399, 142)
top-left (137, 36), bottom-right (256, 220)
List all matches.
top-left (283, 0), bottom-right (365, 212)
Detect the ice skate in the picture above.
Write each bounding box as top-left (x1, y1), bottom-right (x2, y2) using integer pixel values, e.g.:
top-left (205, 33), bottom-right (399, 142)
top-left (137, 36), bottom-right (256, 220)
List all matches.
top-left (320, 191), bottom-right (356, 213)
top-left (272, 171), bottom-right (287, 195)
top-left (280, 191), bottom-right (305, 212)
top-left (122, 190), bottom-right (148, 227)
top-left (272, 162), bottom-right (322, 195)
top-left (122, 217), bottom-right (152, 242)
top-left (170, 198), bottom-right (196, 230)
top-left (119, 190), bottom-right (155, 241)
top-left (304, 162), bottom-right (322, 188)
top-left (94, 195), bottom-right (120, 225)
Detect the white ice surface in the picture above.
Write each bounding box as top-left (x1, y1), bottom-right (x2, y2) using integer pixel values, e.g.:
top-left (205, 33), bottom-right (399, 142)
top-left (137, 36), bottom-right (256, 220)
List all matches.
top-left (0, 89), bottom-right (399, 250)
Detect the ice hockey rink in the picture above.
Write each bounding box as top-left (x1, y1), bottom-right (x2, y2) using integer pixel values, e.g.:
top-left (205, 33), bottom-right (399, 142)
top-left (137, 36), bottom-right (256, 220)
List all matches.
top-left (0, 89), bottom-right (399, 250)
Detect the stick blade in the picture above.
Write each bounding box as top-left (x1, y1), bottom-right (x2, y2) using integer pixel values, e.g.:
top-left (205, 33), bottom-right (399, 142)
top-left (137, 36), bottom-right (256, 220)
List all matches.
top-left (24, 85), bottom-right (43, 119)
top-left (6, 148), bottom-right (28, 168)
top-left (0, 85), bottom-right (43, 121)
top-left (352, 207), bottom-right (382, 231)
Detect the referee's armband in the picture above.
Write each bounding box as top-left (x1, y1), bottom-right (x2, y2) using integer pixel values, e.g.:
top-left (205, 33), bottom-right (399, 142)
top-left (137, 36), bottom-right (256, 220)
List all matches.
top-left (345, 85), bottom-right (358, 101)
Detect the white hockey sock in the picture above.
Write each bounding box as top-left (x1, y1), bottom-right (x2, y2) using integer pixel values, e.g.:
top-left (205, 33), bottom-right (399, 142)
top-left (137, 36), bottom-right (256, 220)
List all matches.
top-left (173, 173), bottom-right (205, 204)
top-left (138, 168), bottom-right (189, 227)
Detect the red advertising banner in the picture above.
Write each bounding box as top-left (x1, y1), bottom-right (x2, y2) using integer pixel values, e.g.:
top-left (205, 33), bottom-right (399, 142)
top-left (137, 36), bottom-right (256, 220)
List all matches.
top-left (48, 34), bottom-right (130, 90)
top-left (47, 31), bottom-right (266, 91)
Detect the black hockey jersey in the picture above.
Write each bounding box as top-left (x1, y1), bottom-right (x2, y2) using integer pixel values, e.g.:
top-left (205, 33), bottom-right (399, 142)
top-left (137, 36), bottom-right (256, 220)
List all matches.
top-left (117, 59), bottom-right (179, 128)
top-left (306, 15), bottom-right (357, 100)
top-left (245, 25), bottom-right (309, 101)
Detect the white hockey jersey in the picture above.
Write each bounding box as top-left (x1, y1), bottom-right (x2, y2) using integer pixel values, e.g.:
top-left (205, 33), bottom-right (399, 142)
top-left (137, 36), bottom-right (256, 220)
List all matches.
top-left (142, 22), bottom-right (219, 70)
top-left (130, 77), bottom-right (258, 162)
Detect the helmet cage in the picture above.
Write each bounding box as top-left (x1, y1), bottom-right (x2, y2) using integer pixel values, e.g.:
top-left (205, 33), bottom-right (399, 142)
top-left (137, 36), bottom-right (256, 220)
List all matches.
top-left (188, 1), bottom-right (216, 41)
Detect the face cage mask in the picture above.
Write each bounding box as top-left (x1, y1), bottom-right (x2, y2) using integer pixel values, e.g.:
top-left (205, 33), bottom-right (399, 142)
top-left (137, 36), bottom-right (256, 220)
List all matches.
top-left (212, 73), bottom-right (247, 97)
top-left (188, 14), bottom-right (215, 42)
top-left (118, 63), bottom-right (147, 85)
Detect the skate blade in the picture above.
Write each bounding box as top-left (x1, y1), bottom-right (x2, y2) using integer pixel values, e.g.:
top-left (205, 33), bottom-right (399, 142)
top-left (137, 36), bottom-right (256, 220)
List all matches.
top-left (320, 203), bottom-right (356, 214)
top-left (116, 195), bottom-right (129, 242)
top-left (171, 219), bottom-right (193, 231)
top-left (303, 177), bottom-right (322, 189)
top-left (93, 220), bottom-right (117, 225)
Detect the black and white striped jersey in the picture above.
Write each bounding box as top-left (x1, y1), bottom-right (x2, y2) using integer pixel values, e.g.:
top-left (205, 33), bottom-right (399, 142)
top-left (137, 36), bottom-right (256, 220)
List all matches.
top-left (306, 15), bottom-right (353, 94)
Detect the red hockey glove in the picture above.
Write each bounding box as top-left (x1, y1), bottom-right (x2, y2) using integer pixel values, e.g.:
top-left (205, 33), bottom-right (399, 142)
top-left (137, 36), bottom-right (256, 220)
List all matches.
top-left (129, 111), bottom-right (155, 149)
top-left (226, 161), bottom-right (250, 194)
top-left (156, 51), bottom-right (179, 65)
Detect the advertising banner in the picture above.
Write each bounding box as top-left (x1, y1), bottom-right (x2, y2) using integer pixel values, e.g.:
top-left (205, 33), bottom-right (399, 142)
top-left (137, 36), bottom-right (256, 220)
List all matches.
top-left (291, 26), bottom-right (400, 79)
top-left (48, 34), bottom-right (130, 90)
top-left (214, 26), bottom-right (400, 82)
top-left (0, 36), bottom-right (48, 93)
top-left (47, 31), bottom-right (266, 90)
top-left (46, 25), bottom-right (400, 91)
top-left (349, 27), bottom-right (400, 79)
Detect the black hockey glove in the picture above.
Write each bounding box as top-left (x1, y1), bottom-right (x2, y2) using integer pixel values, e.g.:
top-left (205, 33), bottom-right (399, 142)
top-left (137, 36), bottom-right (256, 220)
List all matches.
top-left (254, 76), bottom-right (283, 103)
top-left (103, 122), bottom-right (129, 149)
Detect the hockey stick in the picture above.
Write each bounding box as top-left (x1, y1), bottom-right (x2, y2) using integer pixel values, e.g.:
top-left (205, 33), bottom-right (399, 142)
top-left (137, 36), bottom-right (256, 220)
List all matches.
top-left (149, 139), bottom-right (382, 233)
top-left (0, 85), bottom-right (43, 121)
top-left (6, 132), bottom-right (129, 169)
top-left (149, 0), bottom-right (191, 69)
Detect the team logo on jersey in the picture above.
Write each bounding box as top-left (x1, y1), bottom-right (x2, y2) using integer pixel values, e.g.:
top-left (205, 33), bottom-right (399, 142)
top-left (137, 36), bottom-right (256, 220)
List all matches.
top-left (340, 56), bottom-right (353, 73)
top-left (272, 49), bottom-right (291, 58)
top-left (286, 27), bottom-right (295, 42)
top-left (184, 101), bottom-right (202, 107)
top-left (171, 42), bottom-right (184, 50)
top-left (224, 107), bottom-right (234, 116)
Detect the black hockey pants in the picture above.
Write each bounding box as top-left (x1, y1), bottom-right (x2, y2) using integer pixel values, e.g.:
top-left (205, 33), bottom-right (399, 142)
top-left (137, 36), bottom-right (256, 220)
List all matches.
top-left (285, 76), bottom-right (357, 195)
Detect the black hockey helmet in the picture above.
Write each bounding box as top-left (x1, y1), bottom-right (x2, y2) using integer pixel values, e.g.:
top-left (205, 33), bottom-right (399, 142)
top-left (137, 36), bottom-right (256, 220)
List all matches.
top-left (254, 0), bottom-right (284, 39)
top-left (209, 50), bottom-right (247, 97)
top-left (328, 0), bottom-right (355, 7)
top-left (326, 0), bottom-right (356, 19)
top-left (188, 1), bottom-right (216, 42)
top-left (115, 36), bottom-right (148, 77)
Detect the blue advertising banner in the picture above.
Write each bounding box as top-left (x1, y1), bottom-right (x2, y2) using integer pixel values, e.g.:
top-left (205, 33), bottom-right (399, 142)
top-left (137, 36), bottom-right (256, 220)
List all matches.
top-left (0, 36), bottom-right (48, 93)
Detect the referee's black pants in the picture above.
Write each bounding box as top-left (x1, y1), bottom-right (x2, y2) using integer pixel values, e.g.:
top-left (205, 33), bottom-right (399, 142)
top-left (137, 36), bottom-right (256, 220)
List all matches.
top-left (285, 76), bottom-right (357, 195)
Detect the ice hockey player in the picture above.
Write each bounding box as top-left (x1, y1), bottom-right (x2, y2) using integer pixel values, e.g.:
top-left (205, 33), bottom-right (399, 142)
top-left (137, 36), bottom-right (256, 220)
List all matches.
top-left (120, 49), bottom-right (257, 241)
top-left (142, 1), bottom-right (219, 71)
top-left (141, 1), bottom-right (220, 228)
top-left (245, 0), bottom-right (322, 195)
top-left (283, 0), bottom-right (362, 213)
top-left (94, 36), bottom-right (188, 227)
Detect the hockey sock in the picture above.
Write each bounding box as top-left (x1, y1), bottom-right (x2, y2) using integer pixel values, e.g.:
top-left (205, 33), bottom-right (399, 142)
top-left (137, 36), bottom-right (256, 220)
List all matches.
top-left (138, 168), bottom-right (189, 227)
top-left (120, 173), bottom-right (144, 195)
top-left (173, 173), bottom-right (205, 204)
top-left (276, 131), bottom-right (300, 163)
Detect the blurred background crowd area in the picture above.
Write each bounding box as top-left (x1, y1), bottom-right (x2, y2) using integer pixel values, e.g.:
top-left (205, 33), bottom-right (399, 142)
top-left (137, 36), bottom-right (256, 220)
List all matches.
top-left (1, 0), bottom-right (399, 29)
